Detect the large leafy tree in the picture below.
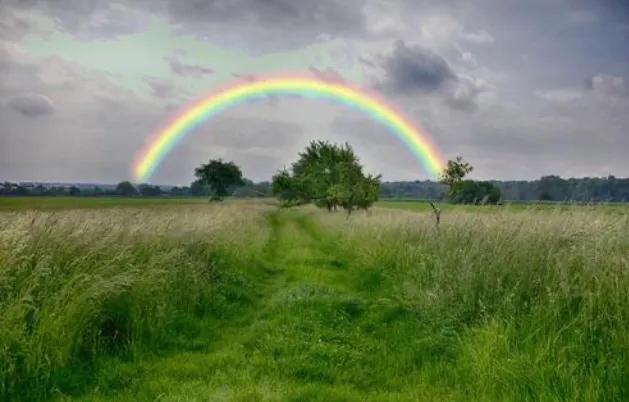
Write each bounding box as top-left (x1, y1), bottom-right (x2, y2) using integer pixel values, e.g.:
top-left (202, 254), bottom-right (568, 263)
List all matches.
top-left (194, 159), bottom-right (244, 200)
top-left (272, 141), bottom-right (381, 213)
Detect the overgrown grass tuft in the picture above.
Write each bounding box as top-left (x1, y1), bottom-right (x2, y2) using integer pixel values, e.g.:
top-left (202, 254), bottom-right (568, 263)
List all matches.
top-left (0, 203), bottom-right (271, 400)
top-left (321, 206), bottom-right (629, 400)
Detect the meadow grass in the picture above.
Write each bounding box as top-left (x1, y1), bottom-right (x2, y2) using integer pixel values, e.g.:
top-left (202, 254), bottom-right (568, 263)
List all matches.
top-left (0, 202), bottom-right (272, 400)
top-left (377, 199), bottom-right (629, 214)
top-left (1, 200), bottom-right (628, 401)
top-left (0, 197), bottom-right (212, 211)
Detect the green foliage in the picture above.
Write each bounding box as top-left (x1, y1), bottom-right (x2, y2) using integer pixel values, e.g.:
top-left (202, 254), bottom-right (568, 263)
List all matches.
top-left (439, 157), bottom-right (501, 204)
top-left (137, 184), bottom-right (161, 196)
top-left (231, 179), bottom-right (272, 198)
top-left (538, 175), bottom-right (571, 201)
top-left (189, 180), bottom-right (211, 197)
top-left (271, 169), bottom-right (303, 206)
top-left (194, 159), bottom-right (244, 200)
top-left (272, 141), bottom-right (381, 213)
top-left (439, 156), bottom-right (473, 195)
top-left (450, 180), bottom-right (502, 204)
top-left (115, 181), bottom-right (137, 197)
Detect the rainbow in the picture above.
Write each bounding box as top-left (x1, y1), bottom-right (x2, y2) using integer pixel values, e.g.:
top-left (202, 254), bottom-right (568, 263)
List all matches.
top-left (132, 77), bottom-right (445, 182)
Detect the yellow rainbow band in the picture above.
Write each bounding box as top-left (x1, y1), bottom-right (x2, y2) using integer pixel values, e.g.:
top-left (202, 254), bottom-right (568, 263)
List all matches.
top-left (132, 77), bottom-right (445, 182)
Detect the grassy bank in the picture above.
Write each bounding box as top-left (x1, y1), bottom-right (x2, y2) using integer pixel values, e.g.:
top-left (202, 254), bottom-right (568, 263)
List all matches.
top-left (1, 201), bottom-right (627, 400)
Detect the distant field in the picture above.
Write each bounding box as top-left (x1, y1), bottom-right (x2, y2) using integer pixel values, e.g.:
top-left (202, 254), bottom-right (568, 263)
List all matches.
top-left (1, 200), bottom-right (628, 401)
top-left (3, 196), bottom-right (627, 213)
top-left (0, 196), bottom-right (248, 211)
top-left (377, 198), bottom-right (629, 214)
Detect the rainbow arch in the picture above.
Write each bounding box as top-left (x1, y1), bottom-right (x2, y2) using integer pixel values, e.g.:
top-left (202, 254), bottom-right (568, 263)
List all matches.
top-left (132, 76), bottom-right (445, 182)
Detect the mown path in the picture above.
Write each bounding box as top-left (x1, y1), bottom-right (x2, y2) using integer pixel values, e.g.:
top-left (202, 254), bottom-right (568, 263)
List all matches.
top-left (75, 208), bottom-right (448, 402)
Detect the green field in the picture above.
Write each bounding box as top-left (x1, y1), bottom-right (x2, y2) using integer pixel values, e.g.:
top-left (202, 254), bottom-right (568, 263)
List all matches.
top-left (0, 197), bottom-right (212, 211)
top-left (1, 199), bottom-right (628, 401)
top-left (377, 199), bottom-right (629, 214)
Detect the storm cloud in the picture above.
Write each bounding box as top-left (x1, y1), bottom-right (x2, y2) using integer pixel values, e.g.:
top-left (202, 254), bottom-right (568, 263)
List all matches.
top-left (380, 40), bottom-right (456, 93)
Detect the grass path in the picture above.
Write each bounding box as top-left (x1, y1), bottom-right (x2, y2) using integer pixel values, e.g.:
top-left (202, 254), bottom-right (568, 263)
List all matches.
top-left (74, 208), bottom-right (417, 401)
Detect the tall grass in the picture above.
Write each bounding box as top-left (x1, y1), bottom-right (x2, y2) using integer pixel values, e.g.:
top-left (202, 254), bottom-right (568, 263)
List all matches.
top-left (319, 206), bottom-right (629, 400)
top-left (0, 203), bottom-right (271, 400)
top-left (2, 202), bottom-right (628, 401)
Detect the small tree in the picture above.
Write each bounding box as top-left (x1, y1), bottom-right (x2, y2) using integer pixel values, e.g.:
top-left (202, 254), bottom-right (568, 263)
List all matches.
top-left (439, 156), bottom-right (473, 197)
top-left (116, 181), bottom-right (137, 197)
top-left (439, 157), bottom-right (501, 204)
top-left (194, 159), bottom-right (244, 201)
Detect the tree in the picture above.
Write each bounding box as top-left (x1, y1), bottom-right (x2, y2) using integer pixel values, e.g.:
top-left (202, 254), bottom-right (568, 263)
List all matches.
top-left (116, 181), bottom-right (137, 197)
top-left (92, 186), bottom-right (104, 196)
top-left (138, 184), bottom-right (161, 196)
top-left (69, 186), bottom-right (81, 196)
top-left (450, 180), bottom-right (501, 204)
top-left (439, 156), bottom-right (473, 197)
top-left (194, 159), bottom-right (244, 200)
top-left (438, 157), bottom-right (501, 204)
top-left (272, 141), bottom-right (381, 213)
top-left (190, 180), bottom-right (210, 196)
top-left (538, 175), bottom-right (569, 201)
top-left (15, 185), bottom-right (29, 196)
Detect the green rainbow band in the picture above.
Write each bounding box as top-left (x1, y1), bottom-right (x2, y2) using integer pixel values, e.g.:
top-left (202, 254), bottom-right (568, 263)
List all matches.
top-left (132, 77), bottom-right (445, 182)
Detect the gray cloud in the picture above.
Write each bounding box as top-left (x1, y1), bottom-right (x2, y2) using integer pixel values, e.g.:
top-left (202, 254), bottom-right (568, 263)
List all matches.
top-left (163, 0), bottom-right (366, 49)
top-left (1, 0), bottom-right (152, 38)
top-left (2, 0), bottom-right (367, 50)
top-left (380, 40), bottom-right (456, 93)
top-left (7, 93), bottom-right (55, 116)
top-left (231, 73), bottom-right (258, 82)
top-left (167, 56), bottom-right (214, 78)
top-left (144, 76), bottom-right (176, 98)
top-left (309, 66), bottom-right (344, 83)
top-left (370, 40), bottom-right (488, 111)
top-left (0, 40), bottom-right (165, 182)
top-left (0, 5), bottom-right (38, 40)
top-left (444, 77), bottom-right (489, 111)
top-left (461, 30), bottom-right (495, 45)
top-left (206, 117), bottom-right (303, 151)
top-left (588, 73), bottom-right (628, 97)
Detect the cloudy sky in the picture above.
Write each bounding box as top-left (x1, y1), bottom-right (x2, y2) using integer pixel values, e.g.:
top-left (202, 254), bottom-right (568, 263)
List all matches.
top-left (1, 0), bottom-right (628, 184)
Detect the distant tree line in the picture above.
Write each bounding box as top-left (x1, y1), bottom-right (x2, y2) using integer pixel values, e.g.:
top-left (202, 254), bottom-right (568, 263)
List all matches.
top-left (3, 170), bottom-right (627, 203)
top-left (381, 175), bottom-right (629, 202)
top-left (0, 180), bottom-right (272, 198)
